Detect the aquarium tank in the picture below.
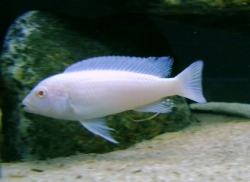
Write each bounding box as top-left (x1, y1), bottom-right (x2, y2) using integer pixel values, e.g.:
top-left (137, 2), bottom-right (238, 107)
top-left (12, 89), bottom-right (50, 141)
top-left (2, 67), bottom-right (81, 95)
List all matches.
top-left (0, 0), bottom-right (249, 181)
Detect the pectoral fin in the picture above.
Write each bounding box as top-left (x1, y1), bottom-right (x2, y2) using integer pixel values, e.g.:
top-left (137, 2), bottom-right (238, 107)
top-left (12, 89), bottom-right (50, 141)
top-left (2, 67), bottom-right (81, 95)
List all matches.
top-left (79, 118), bottom-right (118, 144)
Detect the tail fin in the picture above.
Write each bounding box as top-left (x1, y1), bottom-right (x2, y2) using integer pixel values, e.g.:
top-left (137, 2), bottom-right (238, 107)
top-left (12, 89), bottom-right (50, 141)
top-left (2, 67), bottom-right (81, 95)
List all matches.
top-left (175, 61), bottom-right (206, 103)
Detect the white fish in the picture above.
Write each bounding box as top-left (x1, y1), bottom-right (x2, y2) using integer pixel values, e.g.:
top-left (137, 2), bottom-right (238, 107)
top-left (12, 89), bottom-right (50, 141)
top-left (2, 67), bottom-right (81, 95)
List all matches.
top-left (22, 56), bottom-right (206, 143)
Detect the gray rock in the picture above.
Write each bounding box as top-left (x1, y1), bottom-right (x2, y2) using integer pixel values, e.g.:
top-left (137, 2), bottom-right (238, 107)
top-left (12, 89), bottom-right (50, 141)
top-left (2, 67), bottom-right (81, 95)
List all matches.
top-left (190, 102), bottom-right (250, 118)
top-left (2, 0), bottom-right (249, 20)
top-left (1, 11), bottom-right (191, 161)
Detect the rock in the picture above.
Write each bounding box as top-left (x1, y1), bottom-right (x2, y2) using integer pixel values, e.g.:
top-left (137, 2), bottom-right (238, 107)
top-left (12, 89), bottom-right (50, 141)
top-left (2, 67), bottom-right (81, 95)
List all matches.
top-left (1, 0), bottom-right (249, 46)
top-left (190, 102), bottom-right (250, 118)
top-left (1, 0), bottom-right (249, 20)
top-left (0, 11), bottom-right (191, 161)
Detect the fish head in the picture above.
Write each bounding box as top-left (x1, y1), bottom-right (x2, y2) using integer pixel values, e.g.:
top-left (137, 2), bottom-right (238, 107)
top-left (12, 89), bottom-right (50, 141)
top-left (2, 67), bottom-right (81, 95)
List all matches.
top-left (22, 77), bottom-right (70, 119)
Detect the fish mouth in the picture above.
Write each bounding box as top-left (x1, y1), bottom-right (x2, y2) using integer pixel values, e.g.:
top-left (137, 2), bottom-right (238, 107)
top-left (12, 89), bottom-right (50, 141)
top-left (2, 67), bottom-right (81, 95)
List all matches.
top-left (22, 100), bottom-right (35, 113)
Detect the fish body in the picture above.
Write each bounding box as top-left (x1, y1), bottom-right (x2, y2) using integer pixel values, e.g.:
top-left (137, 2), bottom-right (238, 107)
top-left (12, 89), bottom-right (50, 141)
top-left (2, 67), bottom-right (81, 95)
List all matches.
top-left (22, 56), bottom-right (206, 143)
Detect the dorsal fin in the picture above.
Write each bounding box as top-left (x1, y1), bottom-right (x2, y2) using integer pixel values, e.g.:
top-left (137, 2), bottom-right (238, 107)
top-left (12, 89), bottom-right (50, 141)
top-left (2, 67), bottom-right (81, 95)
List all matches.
top-left (64, 56), bottom-right (173, 77)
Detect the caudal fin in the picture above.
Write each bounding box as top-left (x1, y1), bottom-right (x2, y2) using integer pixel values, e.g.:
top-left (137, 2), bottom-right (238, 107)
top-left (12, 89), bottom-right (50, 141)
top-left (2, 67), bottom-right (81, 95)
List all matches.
top-left (175, 61), bottom-right (206, 103)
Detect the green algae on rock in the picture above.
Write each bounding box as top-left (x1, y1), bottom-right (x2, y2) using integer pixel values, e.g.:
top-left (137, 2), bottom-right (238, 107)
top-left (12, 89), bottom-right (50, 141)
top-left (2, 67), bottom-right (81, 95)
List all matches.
top-left (0, 11), bottom-right (191, 161)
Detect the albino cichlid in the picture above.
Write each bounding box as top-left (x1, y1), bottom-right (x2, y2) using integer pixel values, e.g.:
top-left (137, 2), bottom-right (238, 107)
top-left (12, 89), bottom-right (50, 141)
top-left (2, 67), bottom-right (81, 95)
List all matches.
top-left (22, 56), bottom-right (206, 143)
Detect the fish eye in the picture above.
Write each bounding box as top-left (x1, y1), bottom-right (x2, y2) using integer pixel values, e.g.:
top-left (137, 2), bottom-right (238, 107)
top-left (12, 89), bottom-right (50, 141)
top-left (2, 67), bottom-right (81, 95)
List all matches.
top-left (36, 88), bottom-right (47, 98)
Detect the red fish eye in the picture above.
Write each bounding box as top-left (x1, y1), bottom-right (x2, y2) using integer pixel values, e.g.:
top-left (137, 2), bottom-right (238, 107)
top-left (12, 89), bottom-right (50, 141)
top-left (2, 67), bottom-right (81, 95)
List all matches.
top-left (37, 90), bottom-right (46, 97)
top-left (39, 91), bottom-right (44, 96)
